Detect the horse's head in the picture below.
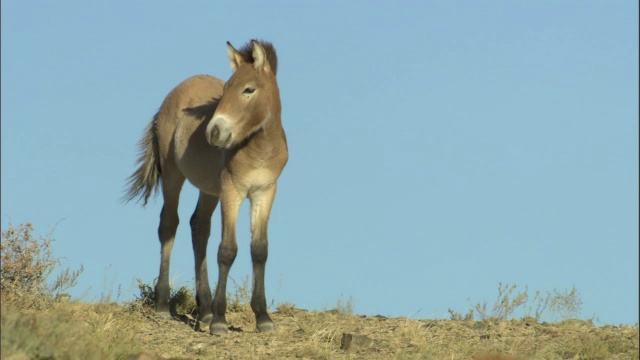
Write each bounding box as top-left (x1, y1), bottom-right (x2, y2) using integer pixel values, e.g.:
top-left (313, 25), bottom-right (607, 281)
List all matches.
top-left (206, 40), bottom-right (279, 149)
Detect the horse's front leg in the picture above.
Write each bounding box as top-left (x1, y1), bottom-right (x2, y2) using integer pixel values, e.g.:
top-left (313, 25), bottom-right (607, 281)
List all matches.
top-left (210, 176), bottom-right (243, 335)
top-left (249, 184), bottom-right (278, 332)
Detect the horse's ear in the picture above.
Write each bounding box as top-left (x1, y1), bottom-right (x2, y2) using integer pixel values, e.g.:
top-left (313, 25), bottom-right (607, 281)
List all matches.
top-left (251, 40), bottom-right (271, 73)
top-left (227, 41), bottom-right (246, 72)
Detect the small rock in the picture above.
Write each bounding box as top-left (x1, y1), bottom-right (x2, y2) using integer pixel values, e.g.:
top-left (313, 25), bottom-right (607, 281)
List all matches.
top-left (341, 333), bottom-right (372, 352)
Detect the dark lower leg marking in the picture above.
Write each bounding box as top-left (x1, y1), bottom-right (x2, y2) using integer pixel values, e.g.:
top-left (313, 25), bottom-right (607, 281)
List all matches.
top-left (210, 240), bottom-right (237, 334)
top-left (156, 205), bottom-right (179, 315)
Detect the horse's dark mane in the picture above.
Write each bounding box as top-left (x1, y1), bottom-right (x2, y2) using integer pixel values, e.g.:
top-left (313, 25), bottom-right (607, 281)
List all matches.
top-left (238, 40), bottom-right (278, 76)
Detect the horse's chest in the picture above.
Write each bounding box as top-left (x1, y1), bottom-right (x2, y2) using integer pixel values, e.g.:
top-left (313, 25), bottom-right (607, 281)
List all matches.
top-left (229, 145), bottom-right (287, 195)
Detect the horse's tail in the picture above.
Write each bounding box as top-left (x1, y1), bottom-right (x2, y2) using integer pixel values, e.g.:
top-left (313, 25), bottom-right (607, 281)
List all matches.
top-left (123, 113), bottom-right (161, 206)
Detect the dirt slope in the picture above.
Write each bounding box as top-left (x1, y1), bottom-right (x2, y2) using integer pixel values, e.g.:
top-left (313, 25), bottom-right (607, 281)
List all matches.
top-left (129, 307), bottom-right (639, 360)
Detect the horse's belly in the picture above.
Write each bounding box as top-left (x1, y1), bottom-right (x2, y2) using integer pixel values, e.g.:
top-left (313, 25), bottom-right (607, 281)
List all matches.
top-left (185, 175), bottom-right (221, 195)
top-left (174, 121), bottom-right (223, 196)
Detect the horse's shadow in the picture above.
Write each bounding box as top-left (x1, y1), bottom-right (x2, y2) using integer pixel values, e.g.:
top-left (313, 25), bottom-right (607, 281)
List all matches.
top-left (171, 312), bottom-right (244, 334)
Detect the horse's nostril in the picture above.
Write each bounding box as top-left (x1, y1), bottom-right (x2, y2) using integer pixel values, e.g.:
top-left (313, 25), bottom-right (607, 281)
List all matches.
top-left (208, 123), bottom-right (223, 146)
top-left (211, 124), bottom-right (220, 139)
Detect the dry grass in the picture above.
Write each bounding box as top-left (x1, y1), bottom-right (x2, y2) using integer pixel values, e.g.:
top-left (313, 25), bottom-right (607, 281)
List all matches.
top-left (2, 223), bottom-right (638, 359)
top-left (3, 300), bottom-right (638, 360)
top-left (1, 301), bottom-right (144, 359)
top-left (449, 282), bottom-right (584, 323)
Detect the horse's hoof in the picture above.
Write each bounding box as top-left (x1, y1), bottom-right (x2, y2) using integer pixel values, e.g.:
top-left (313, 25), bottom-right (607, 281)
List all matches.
top-left (195, 314), bottom-right (213, 332)
top-left (154, 311), bottom-right (172, 320)
top-left (257, 321), bottom-right (276, 333)
top-left (210, 322), bottom-right (228, 335)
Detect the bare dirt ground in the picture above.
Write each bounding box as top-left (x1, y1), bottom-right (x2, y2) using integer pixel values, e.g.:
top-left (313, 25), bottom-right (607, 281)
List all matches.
top-left (128, 306), bottom-right (639, 360)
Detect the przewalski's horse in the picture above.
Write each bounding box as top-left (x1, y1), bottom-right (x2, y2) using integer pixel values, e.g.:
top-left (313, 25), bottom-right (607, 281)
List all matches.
top-left (124, 40), bottom-right (288, 335)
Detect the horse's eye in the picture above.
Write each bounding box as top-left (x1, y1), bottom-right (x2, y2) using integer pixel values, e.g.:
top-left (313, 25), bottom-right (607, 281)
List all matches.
top-left (242, 87), bottom-right (256, 94)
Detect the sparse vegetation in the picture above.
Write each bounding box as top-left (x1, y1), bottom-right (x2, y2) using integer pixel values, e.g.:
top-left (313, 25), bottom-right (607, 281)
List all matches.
top-left (1, 222), bottom-right (83, 309)
top-left (227, 275), bottom-right (252, 314)
top-left (275, 301), bottom-right (297, 316)
top-left (133, 277), bottom-right (198, 317)
top-left (323, 294), bottom-right (355, 315)
top-left (458, 282), bottom-right (584, 322)
top-left (2, 223), bottom-right (638, 359)
top-left (448, 307), bottom-right (475, 321)
top-left (1, 223), bottom-right (138, 359)
top-left (132, 274), bottom-right (255, 320)
top-left (99, 264), bottom-right (123, 303)
top-left (334, 294), bottom-right (355, 315)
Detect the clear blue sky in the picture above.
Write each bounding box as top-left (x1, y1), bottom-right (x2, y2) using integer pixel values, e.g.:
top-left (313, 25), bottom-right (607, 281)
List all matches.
top-left (2, 1), bottom-right (638, 325)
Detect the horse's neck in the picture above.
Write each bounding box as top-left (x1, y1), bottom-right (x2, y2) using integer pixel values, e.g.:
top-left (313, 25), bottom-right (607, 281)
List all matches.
top-left (252, 116), bottom-right (285, 152)
top-left (227, 114), bottom-right (285, 165)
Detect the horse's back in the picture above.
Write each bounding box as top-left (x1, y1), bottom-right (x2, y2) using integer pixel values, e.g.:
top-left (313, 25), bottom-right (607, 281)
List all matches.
top-left (156, 75), bottom-right (226, 194)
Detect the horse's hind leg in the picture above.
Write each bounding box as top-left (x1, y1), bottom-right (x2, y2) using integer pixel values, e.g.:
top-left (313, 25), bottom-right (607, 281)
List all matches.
top-left (155, 172), bottom-right (185, 317)
top-left (190, 191), bottom-right (218, 329)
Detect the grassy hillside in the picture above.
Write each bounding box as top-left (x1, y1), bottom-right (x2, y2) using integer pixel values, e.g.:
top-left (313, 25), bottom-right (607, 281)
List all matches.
top-left (2, 300), bottom-right (639, 359)
top-left (2, 223), bottom-right (638, 360)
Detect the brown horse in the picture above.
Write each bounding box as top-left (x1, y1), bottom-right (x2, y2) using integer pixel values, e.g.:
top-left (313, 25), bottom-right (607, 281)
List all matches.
top-left (124, 40), bottom-right (288, 335)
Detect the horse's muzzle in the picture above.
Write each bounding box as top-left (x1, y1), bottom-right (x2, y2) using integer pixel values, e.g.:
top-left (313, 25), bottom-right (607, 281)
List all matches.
top-left (207, 117), bottom-right (232, 148)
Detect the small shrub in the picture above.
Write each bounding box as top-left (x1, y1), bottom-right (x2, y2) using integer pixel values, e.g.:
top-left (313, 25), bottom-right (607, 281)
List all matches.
top-left (448, 308), bottom-right (474, 321)
top-left (133, 278), bottom-right (156, 309)
top-left (521, 289), bottom-right (549, 321)
top-left (171, 285), bottom-right (198, 316)
top-left (472, 283), bottom-right (528, 321)
top-left (1, 222), bottom-right (82, 309)
top-left (133, 278), bottom-right (197, 316)
top-left (276, 301), bottom-right (297, 316)
top-left (335, 294), bottom-right (355, 315)
top-left (548, 286), bottom-right (582, 321)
